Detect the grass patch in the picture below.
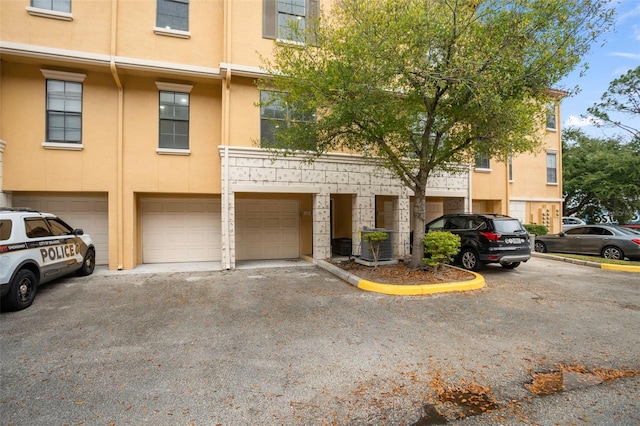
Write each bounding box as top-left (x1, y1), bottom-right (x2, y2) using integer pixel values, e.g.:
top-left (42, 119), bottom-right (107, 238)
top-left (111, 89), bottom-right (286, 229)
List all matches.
top-left (545, 253), bottom-right (640, 266)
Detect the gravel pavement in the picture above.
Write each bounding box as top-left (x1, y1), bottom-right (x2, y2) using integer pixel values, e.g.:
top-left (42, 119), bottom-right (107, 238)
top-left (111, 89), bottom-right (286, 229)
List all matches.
top-left (1, 257), bottom-right (638, 425)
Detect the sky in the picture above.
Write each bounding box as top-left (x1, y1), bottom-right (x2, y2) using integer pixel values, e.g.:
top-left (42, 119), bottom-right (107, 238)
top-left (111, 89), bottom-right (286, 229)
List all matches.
top-left (558, 0), bottom-right (640, 139)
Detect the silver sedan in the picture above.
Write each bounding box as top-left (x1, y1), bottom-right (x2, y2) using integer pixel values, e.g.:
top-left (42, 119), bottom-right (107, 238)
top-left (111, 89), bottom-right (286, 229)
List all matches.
top-left (534, 224), bottom-right (640, 260)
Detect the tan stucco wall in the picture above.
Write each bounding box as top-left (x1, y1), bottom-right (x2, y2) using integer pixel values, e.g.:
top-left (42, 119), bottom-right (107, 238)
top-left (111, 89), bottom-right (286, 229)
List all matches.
top-left (510, 130), bottom-right (562, 200)
top-left (119, 75), bottom-right (221, 194)
top-left (115, 0), bottom-right (222, 66)
top-left (472, 116), bottom-right (563, 230)
top-left (473, 161), bottom-right (508, 203)
top-left (1, 62), bottom-right (119, 192)
top-left (1, 0), bottom-right (112, 55)
top-left (228, 80), bottom-right (261, 148)
top-left (229, 0), bottom-right (276, 67)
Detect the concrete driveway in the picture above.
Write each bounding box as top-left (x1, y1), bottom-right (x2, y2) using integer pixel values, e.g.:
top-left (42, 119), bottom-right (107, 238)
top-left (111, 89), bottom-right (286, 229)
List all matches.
top-left (1, 257), bottom-right (639, 425)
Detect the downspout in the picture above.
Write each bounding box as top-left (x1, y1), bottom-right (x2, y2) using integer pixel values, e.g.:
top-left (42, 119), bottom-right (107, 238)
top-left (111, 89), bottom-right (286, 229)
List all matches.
top-left (221, 0), bottom-right (232, 269)
top-left (505, 155), bottom-right (510, 216)
top-left (467, 164), bottom-right (473, 213)
top-left (110, 0), bottom-right (124, 270)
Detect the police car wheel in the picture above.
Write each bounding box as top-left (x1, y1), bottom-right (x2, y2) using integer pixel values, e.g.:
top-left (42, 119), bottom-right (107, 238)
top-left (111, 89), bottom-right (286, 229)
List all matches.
top-left (76, 249), bottom-right (95, 277)
top-left (3, 269), bottom-right (38, 311)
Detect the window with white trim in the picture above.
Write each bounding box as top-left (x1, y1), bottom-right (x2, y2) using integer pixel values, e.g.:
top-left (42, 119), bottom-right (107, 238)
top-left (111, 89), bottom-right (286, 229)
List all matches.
top-left (263, 0), bottom-right (319, 42)
top-left (31, 0), bottom-right (70, 13)
top-left (546, 152), bottom-right (557, 184)
top-left (474, 154), bottom-right (490, 170)
top-left (156, 82), bottom-right (192, 152)
top-left (546, 103), bottom-right (557, 130)
top-left (41, 70), bottom-right (86, 146)
top-left (157, 0), bottom-right (189, 32)
top-left (260, 90), bottom-right (316, 147)
top-left (508, 154), bottom-right (513, 181)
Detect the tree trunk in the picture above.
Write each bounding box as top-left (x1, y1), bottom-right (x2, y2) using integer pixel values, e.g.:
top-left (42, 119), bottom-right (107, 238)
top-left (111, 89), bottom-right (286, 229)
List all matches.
top-left (409, 185), bottom-right (427, 269)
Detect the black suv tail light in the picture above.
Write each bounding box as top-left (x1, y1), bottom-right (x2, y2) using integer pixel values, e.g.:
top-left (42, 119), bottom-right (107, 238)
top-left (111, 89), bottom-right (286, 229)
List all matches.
top-left (480, 231), bottom-right (501, 241)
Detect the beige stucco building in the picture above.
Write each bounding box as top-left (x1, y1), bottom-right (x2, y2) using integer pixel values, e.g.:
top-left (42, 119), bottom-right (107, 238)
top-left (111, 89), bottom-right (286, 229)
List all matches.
top-left (0, 0), bottom-right (563, 270)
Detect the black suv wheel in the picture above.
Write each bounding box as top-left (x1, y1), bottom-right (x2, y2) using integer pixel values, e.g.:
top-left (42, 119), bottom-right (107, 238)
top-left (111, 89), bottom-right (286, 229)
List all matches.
top-left (460, 248), bottom-right (481, 271)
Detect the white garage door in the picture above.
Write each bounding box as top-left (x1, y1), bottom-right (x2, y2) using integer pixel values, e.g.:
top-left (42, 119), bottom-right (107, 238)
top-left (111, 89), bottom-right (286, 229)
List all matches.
top-left (12, 195), bottom-right (109, 265)
top-left (235, 199), bottom-right (299, 260)
top-left (141, 199), bottom-right (221, 263)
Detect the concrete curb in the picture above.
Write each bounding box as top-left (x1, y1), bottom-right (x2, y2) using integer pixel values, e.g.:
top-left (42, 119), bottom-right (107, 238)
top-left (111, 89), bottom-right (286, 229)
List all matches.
top-left (532, 252), bottom-right (640, 273)
top-left (316, 259), bottom-right (485, 296)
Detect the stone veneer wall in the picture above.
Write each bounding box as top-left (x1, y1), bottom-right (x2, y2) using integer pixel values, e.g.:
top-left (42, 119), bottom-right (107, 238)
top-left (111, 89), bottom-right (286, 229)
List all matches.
top-left (219, 146), bottom-right (469, 266)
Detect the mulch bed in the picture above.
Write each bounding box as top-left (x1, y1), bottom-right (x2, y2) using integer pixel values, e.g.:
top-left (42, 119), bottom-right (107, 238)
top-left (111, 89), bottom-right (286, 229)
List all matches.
top-left (331, 260), bottom-right (474, 285)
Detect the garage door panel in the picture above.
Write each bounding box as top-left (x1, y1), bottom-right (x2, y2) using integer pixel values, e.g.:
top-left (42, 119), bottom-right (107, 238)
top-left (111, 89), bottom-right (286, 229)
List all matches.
top-left (144, 201), bottom-right (166, 212)
top-left (142, 199), bottom-right (221, 263)
top-left (235, 199), bottom-right (299, 261)
top-left (12, 196), bottom-right (109, 265)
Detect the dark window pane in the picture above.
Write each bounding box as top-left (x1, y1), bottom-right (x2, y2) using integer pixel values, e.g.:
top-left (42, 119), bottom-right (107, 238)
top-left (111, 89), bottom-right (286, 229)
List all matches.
top-left (175, 93), bottom-right (189, 105)
top-left (32, 0), bottom-right (70, 12)
top-left (174, 105), bottom-right (189, 120)
top-left (25, 218), bottom-right (53, 238)
top-left (160, 120), bottom-right (174, 133)
top-left (160, 91), bottom-right (175, 103)
top-left (32, 0), bottom-right (53, 9)
top-left (47, 218), bottom-right (73, 236)
top-left (566, 227), bottom-right (587, 235)
top-left (494, 219), bottom-right (525, 233)
top-left (546, 104), bottom-right (556, 129)
top-left (157, 0), bottom-right (189, 31)
top-left (0, 220), bottom-right (12, 241)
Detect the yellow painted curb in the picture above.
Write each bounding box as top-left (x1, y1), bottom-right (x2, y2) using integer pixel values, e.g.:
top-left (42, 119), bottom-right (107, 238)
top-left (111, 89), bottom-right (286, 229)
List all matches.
top-left (601, 263), bottom-right (640, 273)
top-left (356, 271), bottom-right (485, 296)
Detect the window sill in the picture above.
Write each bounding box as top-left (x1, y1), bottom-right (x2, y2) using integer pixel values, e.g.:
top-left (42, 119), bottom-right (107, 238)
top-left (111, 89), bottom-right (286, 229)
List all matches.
top-left (276, 38), bottom-right (305, 46)
top-left (157, 148), bottom-right (190, 156)
top-left (547, 182), bottom-right (559, 186)
top-left (474, 168), bottom-right (492, 173)
top-left (546, 127), bottom-right (558, 132)
top-left (153, 27), bottom-right (190, 39)
top-left (42, 141), bottom-right (83, 151)
top-left (26, 6), bottom-right (73, 21)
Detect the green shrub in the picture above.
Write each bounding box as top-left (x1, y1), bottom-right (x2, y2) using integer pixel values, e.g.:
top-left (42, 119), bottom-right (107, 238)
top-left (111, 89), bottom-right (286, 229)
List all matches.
top-left (362, 231), bottom-right (388, 267)
top-left (423, 231), bottom-right (461, 271)
top-left (523, 223), bottom-right (548, 236)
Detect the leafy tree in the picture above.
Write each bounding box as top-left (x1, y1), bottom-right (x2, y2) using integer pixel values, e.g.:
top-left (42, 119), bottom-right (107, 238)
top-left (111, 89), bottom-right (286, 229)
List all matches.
top-left (587, 65), bottom-right (640, 140)
top-left (259, 0), bottom-right (613, 268)
top-left (562, 128), bottom-right (640, 224)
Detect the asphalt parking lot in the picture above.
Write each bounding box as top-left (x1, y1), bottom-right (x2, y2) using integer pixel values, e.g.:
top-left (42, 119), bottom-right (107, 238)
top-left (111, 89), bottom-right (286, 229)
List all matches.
top-left (1, 257), bottom-right (639, 425)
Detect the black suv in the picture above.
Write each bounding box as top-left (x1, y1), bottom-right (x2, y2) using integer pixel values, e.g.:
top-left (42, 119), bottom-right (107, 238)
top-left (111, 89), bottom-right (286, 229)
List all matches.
top-left (425, 213), bottom-right (531, 271)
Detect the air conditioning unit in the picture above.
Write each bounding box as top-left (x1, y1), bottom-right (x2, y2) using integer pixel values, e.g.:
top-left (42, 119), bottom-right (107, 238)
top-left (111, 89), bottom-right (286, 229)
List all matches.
top-left (360, 228), bottom-right (394, 261)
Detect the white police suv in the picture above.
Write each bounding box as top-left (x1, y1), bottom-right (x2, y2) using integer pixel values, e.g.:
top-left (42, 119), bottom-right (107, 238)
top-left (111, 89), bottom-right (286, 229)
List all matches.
top-left (0, 208), bottom-right (96, 311)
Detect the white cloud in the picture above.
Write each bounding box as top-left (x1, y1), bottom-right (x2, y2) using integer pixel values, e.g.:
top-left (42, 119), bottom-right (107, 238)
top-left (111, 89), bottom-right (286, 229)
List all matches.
top-left (564, 115), bottom-right (603, 128)
top-left (610, 52), bottom-right (640, 61)
top-left (617, 2), bottom-right (640, 23)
